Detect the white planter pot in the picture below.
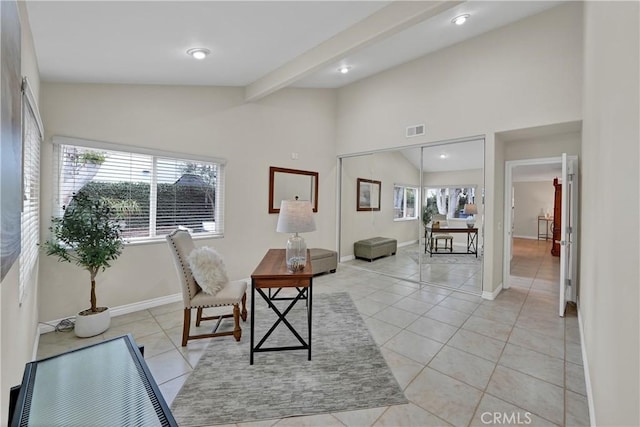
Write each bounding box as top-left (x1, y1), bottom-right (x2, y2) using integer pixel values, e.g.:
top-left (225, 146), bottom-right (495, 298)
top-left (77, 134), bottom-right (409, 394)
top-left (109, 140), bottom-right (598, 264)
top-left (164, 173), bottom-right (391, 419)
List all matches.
top-left (74, 307), bottom-right (111, 338)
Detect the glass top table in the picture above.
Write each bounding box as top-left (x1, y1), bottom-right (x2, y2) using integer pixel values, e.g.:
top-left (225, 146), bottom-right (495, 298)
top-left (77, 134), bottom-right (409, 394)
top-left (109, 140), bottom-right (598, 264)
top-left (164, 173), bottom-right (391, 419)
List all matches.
top-left (11, 334), bottom-right (177, 427)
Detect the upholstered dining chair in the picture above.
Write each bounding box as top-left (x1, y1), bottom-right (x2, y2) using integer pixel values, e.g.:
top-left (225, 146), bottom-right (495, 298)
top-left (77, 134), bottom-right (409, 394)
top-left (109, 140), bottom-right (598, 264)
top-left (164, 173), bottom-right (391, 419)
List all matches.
top-left (431, 214), bottom-right (453, 252)
top-left (166, 229), bottom-right (247, 346)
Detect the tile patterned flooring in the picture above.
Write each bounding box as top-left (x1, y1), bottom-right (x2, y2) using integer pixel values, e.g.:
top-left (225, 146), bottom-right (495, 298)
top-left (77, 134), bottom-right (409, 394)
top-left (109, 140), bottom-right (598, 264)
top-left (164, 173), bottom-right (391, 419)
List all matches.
top-left (343, 243), bottom-right (483, 294)
top-left (36, 238), bottom-right (589, 426)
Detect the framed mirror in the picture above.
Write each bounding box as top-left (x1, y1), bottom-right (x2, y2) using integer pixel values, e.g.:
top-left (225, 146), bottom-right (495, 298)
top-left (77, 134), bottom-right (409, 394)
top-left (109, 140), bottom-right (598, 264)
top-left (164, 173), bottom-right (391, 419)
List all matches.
top-left (269, 166), bottom-right (319, 213)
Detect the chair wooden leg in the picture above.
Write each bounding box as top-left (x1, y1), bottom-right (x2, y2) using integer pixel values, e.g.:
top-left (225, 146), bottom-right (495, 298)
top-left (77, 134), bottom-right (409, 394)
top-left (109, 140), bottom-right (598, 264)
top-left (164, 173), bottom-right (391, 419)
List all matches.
top-left (195, 307), bottom-right (203, 326)
top-left (182, 309), bottom-right (191, 347)
top-left (241, 293), bottom-right (248, 321)
top-left (232, 304), bottom-right (241, 341)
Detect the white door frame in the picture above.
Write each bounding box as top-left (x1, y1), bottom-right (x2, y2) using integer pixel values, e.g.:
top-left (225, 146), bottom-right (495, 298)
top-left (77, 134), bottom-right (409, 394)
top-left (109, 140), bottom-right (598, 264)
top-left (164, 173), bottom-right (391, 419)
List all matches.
top-left (503, 156), bottom-right (562, 289)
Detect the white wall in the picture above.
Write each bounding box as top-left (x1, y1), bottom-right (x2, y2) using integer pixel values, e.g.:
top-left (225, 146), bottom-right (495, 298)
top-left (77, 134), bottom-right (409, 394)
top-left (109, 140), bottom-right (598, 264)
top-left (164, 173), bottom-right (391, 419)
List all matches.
top-left (581, 2), bottom-right (639, 425)
top-left (1, 2), bottom-right (41, 425)
top-left (38, 84), bottom-right (338, 322)
top-left (340, 151), bottom-right (420, 256)
top-left (505, 131), bottom-right (581, 161)
top-left (336, 3), bottom-right (583, 294)
top-left (513, 181), bottom-right (554, 239)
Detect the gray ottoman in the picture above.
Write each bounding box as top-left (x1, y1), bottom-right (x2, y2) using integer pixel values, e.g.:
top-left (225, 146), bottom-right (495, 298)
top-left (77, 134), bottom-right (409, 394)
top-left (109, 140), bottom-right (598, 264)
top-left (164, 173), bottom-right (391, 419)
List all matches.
top-left (354, 237), bottom-right (397, 261)
top-left (310, 248), bottom-right (337, 275)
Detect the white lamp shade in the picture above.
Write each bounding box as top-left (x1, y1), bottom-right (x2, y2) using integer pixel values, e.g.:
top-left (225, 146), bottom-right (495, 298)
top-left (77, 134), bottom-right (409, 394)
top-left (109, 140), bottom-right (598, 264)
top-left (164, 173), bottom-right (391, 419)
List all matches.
top-left (276, 200), bottom-right (316, 233)
top-left (463, 203), bottom-right (478, 215)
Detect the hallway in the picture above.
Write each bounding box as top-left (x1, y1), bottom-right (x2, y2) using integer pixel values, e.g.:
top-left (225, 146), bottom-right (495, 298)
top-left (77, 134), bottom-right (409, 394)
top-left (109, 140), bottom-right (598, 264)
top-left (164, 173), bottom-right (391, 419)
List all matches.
top-left (509, 238), bottom-right (561, 296)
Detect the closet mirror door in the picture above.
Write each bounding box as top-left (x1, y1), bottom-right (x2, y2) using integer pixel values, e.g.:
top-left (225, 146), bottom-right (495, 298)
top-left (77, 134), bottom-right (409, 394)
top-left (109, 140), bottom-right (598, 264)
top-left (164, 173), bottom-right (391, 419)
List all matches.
top-left (420, 140), bottom-right (485, 294)
top-left (338, 137), bottom-right (484, 295)
top-left (340, 151), bottom-right (421, 282)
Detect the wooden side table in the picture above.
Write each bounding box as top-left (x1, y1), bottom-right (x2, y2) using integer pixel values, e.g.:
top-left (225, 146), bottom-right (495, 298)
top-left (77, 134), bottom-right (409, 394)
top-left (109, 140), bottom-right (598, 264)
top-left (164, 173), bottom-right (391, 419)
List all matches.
top-left (250, 249), bottom-right (313, 365)
top-left (537, 216), bottom-right (553, 241)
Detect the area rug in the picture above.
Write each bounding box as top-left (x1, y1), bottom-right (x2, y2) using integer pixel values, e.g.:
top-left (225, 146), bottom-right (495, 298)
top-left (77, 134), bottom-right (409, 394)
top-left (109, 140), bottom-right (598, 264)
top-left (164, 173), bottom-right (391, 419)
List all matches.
top-left (170, 292), bottom-right (407, 426)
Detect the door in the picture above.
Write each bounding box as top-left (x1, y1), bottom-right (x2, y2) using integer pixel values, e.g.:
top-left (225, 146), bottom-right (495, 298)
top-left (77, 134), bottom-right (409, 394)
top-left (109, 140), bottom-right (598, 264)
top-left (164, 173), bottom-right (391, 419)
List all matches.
top-left (510, 187), bottom-right (515, 261)
top-left (559, 153), bottom-right (578, 316)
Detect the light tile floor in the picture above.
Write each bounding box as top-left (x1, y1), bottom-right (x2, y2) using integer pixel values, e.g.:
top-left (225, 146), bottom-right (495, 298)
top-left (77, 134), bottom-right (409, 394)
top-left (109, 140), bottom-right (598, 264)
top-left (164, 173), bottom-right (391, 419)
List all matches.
top-left (36, 238), bottom-right (589, 426)
top-left (344, 243), bottom-right (483, 294)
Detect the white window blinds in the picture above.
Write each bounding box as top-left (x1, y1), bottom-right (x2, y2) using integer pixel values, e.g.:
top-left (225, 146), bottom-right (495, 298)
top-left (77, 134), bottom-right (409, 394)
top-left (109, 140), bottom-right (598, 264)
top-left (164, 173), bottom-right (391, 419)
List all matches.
top-left (20, 78), bottom-right (43, 303)
top-left (52, 137), bottom-right (225, 241)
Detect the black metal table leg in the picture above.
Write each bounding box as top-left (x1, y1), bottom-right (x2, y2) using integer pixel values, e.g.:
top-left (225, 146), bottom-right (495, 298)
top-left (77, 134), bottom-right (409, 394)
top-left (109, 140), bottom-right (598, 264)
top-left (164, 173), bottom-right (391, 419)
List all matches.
top-left (250, 278), bottom-right (255, 365)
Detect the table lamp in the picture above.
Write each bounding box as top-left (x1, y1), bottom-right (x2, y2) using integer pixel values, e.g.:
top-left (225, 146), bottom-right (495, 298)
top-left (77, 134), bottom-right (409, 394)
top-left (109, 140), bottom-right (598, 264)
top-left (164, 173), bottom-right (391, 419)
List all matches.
top-left (463, 203), bottom-right (478, 228)
top-left (276, 198), bottom-right (316, 272)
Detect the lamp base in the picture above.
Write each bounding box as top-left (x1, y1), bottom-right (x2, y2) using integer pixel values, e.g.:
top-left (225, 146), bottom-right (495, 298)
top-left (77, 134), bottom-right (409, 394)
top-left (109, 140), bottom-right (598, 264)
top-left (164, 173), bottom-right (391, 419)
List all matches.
top-left (286, 234), bottom-right (307, 272)
top-left (466, 215), bottom-right (475, 229)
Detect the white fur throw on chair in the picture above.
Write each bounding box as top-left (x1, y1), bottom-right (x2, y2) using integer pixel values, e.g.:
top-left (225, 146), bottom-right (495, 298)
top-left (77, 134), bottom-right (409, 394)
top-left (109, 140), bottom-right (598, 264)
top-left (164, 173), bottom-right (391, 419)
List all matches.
top-left (187, 247), bottom-right (229, 295)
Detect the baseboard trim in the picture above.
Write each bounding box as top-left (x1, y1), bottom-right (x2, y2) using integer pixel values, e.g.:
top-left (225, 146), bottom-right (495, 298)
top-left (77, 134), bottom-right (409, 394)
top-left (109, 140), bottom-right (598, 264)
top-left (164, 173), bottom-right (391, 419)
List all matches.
top-left (340, 254), bottom-right (355, 262)
top-left (577, 302), bottom-right (595, 425)
top-left (482, 282), bottom-right (503, 300)
top-left (38, 293), bottom-right (183, 335)
top-left (31, 329), bottom-right (40, 361)
top-left (398, 239), bottom-right (418, 248)
top-left (513, 235), bottom-right (540, 240)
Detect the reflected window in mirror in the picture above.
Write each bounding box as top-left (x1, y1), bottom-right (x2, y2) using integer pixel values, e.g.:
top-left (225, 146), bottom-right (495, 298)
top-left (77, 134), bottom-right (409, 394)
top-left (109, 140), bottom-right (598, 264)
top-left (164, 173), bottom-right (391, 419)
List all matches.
top-left (394, 184), bottom-right (419, 220)
top-left (425, 186), bottom-right (476, 219)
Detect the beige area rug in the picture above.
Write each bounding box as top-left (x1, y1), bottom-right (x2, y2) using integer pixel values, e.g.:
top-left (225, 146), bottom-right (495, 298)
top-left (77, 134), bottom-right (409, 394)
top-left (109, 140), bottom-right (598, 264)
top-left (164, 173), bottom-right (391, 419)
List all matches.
top-left (171, 292), bottom-right (407, 426)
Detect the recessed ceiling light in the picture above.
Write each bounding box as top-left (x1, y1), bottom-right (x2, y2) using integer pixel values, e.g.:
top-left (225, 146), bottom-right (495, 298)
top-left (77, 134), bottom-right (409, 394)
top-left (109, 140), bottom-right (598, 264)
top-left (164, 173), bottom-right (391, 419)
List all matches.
top-left (452, 14), bottom-right (470, 26)
top-left (338, 66), bottom-right (351, 74)
top-left (186, 48), bottom-right (211, 60)
top-left (440, 154), bottom-right (448, 159)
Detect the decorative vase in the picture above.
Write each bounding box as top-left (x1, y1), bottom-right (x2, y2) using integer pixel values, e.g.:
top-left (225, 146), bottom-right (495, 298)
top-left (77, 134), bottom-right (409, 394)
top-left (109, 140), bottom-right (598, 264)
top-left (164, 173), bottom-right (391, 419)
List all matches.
top-left (74, 307), bottom-right (111, 337)
top-left (466, 215), bottom-right (475, 228)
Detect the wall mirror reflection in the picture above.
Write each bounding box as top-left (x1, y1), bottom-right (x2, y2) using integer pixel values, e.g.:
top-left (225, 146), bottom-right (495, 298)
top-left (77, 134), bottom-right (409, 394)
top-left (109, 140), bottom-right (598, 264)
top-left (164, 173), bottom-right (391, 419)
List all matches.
top-left (269, 167), bottom-right (318, 213)
top-left (338, 138), bottom-right (485, 294)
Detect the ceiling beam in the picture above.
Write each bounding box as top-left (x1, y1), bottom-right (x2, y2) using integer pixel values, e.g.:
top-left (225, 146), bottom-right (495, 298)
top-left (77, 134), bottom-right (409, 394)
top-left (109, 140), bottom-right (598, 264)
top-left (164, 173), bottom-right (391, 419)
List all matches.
top-left (244, 0), bottom-right (463, 102)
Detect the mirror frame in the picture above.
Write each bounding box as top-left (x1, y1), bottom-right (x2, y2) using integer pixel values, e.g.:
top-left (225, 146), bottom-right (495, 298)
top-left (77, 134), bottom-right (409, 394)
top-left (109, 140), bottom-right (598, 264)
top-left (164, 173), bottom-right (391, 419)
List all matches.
top-left (269, 166), bottom-right (319, 214)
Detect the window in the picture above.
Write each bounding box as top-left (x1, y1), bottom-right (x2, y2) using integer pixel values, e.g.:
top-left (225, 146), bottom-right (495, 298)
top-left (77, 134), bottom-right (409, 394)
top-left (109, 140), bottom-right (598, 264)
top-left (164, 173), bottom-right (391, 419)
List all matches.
top-left (424, 186), bottom-right (476, 219)
top-left (20, 78), bottom-right (43, 303)
top-left (394, 185), bottom-right (418, 220)
top-left (53, 137), bottom-right (225, 242)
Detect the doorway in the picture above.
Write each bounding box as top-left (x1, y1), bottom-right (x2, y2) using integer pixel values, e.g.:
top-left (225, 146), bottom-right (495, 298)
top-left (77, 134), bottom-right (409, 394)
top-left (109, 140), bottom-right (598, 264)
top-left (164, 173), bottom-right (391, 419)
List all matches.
top-left (503, 155), bottom-right (578, 315)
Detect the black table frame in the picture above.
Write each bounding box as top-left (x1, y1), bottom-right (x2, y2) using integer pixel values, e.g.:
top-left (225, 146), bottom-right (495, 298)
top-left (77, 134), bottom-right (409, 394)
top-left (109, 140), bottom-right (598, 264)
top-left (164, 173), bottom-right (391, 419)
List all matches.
top-left (251, 285), bottom-right (312, 364)
top-left (250, 249), bottom-right (313, 365)
top-left (425, 226), bottom-right (479, 257)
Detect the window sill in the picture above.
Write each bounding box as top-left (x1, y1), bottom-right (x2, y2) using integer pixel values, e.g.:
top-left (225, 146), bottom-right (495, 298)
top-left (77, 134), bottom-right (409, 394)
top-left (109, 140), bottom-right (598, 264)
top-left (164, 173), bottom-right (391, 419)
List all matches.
top-left (124, 232), bottom-right (223, 247)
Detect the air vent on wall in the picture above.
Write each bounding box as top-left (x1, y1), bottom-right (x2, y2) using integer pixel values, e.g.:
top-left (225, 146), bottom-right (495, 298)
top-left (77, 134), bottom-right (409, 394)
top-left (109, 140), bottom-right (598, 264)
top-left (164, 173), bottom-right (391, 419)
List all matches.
top-left (406, 124), bottom-right (425, 138)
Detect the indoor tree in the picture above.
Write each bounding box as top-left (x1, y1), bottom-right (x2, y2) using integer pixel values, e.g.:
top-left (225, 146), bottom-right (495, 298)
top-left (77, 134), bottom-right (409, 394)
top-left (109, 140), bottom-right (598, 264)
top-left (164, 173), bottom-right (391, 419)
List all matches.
top-left (43, 192), bottom-right (124, 314)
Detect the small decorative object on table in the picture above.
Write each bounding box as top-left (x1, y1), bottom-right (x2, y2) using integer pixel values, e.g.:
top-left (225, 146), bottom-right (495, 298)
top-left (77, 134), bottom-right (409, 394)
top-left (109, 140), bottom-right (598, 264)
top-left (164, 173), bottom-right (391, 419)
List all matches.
top-left (276, 197), bottom-right (316, 272)
top-left (464, 203), bottom-right (478, 228)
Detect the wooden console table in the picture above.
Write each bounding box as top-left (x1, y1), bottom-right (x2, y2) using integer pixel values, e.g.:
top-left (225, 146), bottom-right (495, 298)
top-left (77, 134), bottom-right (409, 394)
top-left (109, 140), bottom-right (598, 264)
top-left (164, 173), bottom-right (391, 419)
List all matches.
top-left (425, 226), bottom-right (478, 257)
top-left (250, 249), bottom-right (313, 365)
top-left (10, 334), bottom-right (177, 427)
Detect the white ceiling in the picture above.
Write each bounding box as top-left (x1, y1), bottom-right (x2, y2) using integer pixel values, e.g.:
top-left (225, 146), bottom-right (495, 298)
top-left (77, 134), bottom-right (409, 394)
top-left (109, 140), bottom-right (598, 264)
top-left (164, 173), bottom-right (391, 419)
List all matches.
top-left (400, 138), bottom-right (485, 172)
top-left (25, 1), bottom-right (564, 93)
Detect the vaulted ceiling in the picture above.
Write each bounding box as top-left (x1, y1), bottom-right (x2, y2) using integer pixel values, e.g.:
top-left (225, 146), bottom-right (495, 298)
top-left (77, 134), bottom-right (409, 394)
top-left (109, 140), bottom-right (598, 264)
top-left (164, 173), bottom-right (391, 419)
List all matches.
top-left (25, 1), bottom-right (563, 101)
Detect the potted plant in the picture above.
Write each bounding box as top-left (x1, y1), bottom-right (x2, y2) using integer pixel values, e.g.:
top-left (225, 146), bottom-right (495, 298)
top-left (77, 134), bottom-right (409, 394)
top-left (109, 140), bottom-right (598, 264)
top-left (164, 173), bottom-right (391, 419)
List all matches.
top-left (422, 204), bottom-right (436, 228)
top-left (43, 192), bottom-right (124, 337)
